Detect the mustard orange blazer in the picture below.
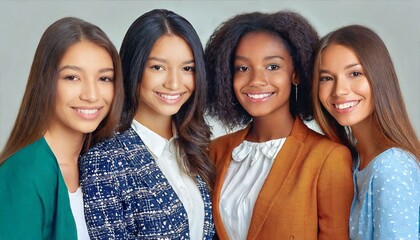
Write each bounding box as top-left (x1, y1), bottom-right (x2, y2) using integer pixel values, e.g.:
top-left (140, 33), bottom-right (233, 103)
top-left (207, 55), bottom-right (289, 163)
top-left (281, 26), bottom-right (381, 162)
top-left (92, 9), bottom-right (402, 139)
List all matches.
top-left (209, 118), bottom-right (354, 240)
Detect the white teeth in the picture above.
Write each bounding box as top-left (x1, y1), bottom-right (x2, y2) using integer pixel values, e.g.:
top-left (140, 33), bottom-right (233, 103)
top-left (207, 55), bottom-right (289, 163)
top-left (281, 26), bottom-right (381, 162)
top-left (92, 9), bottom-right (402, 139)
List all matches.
top-left (77, 109), bottom-right (98, 115)
top-left (158, 93), bottom-right (182, 100)
top-left (247, 93), bottom-right (272, 99)
top-left (334, 101), bottom-right (358, 110)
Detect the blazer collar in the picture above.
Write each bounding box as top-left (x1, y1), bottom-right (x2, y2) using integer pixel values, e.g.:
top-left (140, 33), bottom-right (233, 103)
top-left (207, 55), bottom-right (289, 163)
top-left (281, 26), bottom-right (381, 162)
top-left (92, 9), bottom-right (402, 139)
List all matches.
top-left (118, 127), bottom-right (214, 238)
top-left (247, 117), bottom-right (308, 239)
top-left (213, 117), bottom-right (309, 240)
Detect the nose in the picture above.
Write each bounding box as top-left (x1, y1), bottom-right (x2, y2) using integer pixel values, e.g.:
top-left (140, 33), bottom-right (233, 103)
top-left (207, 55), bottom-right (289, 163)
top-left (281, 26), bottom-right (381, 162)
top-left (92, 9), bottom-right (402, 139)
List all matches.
top-left (163, 70), bottom-right (180, 90)
top-left (79, 79), bottom-right (99, 102)
top-left (249, 68), bottom-right (268, 87)
top-left (332, 77), bottom-right (350, 97)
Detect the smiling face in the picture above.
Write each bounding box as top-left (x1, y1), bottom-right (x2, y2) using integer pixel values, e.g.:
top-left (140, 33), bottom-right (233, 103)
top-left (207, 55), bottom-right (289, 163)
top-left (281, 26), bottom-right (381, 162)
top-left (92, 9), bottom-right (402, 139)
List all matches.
top-left (49, 40), bottom-right (115, 137)
top-left (318, 44), bottom-right (374, 127)
top-left (233, 31), bottom-right (297, 120)
top-left (135, 34), bottom-right (195, 122)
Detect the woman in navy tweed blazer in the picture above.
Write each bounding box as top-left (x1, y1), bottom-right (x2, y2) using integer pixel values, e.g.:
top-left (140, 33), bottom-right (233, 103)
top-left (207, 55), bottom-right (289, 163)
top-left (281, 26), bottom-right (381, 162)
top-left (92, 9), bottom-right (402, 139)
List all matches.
top-left (80, 9), bottom-right (215, 239)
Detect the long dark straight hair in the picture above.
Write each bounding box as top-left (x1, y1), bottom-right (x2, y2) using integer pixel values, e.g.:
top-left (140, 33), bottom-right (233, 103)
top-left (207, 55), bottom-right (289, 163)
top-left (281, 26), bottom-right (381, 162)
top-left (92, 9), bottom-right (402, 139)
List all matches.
top-left (119, 9), bottom-right (215, 188)
top-left (0, 17), bottom-right (124, 164)
top-left (312, 25), bottom-right (420, 160)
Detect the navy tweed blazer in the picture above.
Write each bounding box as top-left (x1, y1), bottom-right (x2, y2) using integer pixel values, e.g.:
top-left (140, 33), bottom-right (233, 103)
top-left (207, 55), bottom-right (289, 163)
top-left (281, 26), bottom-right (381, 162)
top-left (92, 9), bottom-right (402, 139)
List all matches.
top-left (79, 127), bottom-right (215, 239)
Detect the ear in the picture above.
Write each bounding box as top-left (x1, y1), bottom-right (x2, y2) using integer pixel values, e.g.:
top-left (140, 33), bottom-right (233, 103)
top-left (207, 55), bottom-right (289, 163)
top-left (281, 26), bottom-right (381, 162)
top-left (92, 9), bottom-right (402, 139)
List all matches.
top-left (292, 71), bottom-right (300, 85)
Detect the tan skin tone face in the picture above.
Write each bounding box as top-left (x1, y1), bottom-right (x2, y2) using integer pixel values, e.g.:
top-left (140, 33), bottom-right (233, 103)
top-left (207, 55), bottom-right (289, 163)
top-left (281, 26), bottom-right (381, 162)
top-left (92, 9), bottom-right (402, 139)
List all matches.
top-left (134, 34), bottom-right (195, 139)
top-left (45, 40), bottom-right (115, 192)
top-left (318, 44), bottom-right (373, 129)
top-left (233, 31), bottom-right (297, 141)
top-left (318, 44), bottom-right (381, 169)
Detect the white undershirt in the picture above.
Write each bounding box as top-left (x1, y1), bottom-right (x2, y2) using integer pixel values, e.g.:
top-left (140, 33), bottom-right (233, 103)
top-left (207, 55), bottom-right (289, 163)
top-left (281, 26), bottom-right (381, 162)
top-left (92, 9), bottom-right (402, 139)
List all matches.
top-left (68, 187), bottom-right (90, 240)
top-left (131, 120), bottom-right (204, 240)
top-left (220, 138), bottom-right (285, 240)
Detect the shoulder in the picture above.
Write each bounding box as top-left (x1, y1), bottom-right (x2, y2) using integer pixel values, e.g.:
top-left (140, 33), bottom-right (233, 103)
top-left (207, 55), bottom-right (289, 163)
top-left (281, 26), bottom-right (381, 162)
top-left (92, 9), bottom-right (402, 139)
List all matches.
top-left (0, 138), bottom-right (57, 177)
top-left (371, 148), bottom-right (420, 179)
top-left (82, 128), bottom-right (137, 160)
top-left (368, 148), bottom-right (420, 206)
top-left (210, 127), bottom-right (247, 154)
top-left (303, 127), bottom-right (350, 157)
top-left (80, 129), bottom-right (135, 175)
top-left (0, 138), bottom-right (60, 200)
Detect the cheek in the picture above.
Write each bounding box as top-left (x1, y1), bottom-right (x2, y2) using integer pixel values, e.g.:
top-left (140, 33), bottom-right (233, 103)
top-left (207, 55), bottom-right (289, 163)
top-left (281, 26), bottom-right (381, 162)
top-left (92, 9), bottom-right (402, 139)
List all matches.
top-left (356, 80), bottom-right (372, 100)
top-left (232, 77), bottom-right (243, 96)
top-left (186, 75), bottom-right (196, 92)
top-left (318, 85), bottom-right (331, 107)
top-left (102, 85), bottom-right (115, 103)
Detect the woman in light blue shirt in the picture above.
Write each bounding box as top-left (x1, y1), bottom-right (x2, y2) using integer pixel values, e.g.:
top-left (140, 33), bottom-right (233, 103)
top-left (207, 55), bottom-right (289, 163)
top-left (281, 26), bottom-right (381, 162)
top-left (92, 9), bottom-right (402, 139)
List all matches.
top-left (311, 24), bottom-right (420, 239)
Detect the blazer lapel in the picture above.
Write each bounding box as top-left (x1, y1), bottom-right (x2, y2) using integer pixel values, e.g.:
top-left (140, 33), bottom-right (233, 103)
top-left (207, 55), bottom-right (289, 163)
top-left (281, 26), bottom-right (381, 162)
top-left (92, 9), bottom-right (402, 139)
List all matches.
top-left (196, 175), bottom-right (216, 239)
top-left (117, 127), bottom-right (189, 229)
top-left (247, 118), bottom-right (307, 240)
top-left (212, 126), bottom-right (250, 240)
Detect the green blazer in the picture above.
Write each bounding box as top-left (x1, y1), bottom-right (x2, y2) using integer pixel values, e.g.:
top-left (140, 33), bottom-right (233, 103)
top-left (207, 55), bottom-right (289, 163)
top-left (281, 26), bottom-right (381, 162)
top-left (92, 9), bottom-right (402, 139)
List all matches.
top-left (0, 137), bottom-right (77, 240)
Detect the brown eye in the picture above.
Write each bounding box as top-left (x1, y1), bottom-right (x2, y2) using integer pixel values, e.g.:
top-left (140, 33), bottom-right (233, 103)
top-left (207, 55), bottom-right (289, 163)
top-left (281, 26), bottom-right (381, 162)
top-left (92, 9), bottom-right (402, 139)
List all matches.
top-left (64, 75), bottom-right (79, 81)
top-left (267, 64), bottom-right (279, 70)
top-left (151, 65), bottom-right (164, 71)
top-left (235, 66), bottom-right (249, 72)
top-left (183, 66), bottom-right (195, 72)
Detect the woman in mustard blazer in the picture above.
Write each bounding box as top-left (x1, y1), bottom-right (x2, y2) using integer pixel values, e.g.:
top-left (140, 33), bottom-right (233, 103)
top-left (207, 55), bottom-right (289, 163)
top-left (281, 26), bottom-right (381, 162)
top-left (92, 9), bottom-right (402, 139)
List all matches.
top-left (205, 11), bottom-right (353, 239)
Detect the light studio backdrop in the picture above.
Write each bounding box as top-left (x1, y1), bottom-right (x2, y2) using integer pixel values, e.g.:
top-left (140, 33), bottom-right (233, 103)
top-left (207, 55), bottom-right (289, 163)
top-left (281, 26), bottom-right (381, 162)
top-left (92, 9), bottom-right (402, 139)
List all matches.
top-left (1, 1), bottom-right (419, 148)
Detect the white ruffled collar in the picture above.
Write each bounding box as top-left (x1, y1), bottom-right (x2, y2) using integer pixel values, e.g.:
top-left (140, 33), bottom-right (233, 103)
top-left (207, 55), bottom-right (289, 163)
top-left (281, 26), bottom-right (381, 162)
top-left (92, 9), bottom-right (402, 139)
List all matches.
top-left (232, 138), bottom-right (286, 166)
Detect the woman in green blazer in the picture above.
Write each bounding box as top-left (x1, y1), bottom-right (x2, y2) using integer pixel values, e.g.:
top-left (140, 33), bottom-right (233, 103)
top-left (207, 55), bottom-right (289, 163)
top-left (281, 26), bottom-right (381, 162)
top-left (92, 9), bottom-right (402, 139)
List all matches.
top-left (0, 17), bottom-right (123, 239)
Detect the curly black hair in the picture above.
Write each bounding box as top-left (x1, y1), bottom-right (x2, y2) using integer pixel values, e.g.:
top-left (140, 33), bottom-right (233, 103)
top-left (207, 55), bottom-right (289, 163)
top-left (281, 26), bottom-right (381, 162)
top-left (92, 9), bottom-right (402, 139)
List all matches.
top-left (205, 11), bottom-right (319, 130)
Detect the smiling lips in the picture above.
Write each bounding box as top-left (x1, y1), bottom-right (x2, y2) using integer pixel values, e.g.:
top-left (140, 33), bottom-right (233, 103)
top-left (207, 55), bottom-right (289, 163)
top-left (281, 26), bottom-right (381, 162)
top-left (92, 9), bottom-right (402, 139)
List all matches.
top-left (334, 100), bottom-right (359, 110)
top-left (155, 91), bottom-right (184, 103)
top-left (74, 107), bottom-right (102, 120)
top-left (245, 92), bottom-right (274, 102)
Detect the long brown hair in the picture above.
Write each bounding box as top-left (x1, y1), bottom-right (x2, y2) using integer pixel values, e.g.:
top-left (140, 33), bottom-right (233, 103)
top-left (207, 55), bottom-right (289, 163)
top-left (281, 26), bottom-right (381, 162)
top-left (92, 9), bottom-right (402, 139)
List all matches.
top-left (312, 24), bottom-right (420, 160)
top-left (119, 9), bottom-right (215, 188)
top-left (0, 17), bottom-right (124, 164)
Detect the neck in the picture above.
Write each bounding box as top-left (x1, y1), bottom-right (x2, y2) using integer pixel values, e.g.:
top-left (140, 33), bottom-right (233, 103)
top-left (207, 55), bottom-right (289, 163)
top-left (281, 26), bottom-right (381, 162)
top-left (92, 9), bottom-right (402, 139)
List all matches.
top-left (352, 121), bottom-right (384, 169)
top-left (44, 127), bottom-right (84, 193)
top-left (44, 129), bottom-right (84, 165)
top-left (134, 113), bottom-right (173, 140)
top-left (246, 112), bottom-right (294, 142)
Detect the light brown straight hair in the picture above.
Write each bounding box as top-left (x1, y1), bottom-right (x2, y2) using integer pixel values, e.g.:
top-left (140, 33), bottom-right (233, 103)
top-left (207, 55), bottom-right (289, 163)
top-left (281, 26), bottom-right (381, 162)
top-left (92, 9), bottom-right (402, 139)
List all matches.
top-left (0, 17), bottom-right (124, 164)
top-left (312, 25), bottom-right (420, 161)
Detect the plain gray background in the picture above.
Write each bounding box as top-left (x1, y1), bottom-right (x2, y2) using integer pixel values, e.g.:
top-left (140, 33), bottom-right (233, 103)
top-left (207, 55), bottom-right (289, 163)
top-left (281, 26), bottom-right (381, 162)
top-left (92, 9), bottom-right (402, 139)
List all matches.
top-left (1, 1), bottom-right (419, 148)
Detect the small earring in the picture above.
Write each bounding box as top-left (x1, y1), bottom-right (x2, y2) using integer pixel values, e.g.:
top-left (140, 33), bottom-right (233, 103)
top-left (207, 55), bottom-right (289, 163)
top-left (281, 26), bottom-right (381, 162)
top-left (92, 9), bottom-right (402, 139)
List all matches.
top-left (294, 83), bottom-right (298, 102)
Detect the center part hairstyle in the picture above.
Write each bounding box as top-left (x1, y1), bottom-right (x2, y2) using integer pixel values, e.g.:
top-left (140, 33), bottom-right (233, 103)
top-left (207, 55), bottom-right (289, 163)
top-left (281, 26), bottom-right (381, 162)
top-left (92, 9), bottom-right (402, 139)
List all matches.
top-left (0, 17), bottom-right (124, 164)
top-left (118, 9), bottom-right (215, 188)
top-left (205, 11), bottom-right (319, 130)
top-left (312, 24), bottom-right (420, 160)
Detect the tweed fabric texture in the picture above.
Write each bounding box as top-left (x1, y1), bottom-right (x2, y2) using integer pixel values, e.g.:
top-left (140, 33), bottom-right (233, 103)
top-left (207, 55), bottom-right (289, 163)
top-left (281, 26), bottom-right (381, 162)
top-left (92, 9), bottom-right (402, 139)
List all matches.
top-left (80, 127), bottom-right (215, 239)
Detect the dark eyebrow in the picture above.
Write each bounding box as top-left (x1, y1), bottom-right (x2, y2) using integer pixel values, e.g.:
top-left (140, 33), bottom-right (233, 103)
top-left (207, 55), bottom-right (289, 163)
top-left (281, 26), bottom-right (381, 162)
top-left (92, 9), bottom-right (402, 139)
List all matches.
top-left (58, 65), bottom-right (81, 72)
top-left (319, 63), bottom-right (361, 74)
top-left (344, 63), bottom-right (361, 69)
top-left (58, 65), bottom-right (114, 73)
top-left (235, 55), bottom-right (285, 61)
top-left (99, 68), bottom-right (114, 73)
top-left (148, 57), bottom-right (195, 65)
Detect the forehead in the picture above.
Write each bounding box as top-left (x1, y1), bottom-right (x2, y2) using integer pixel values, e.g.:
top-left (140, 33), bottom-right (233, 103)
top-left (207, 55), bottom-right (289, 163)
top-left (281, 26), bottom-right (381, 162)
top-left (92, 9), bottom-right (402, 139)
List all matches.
top-left (150, 34), bottom-right (193, 57)
top-left (235, 31), bottom-right (292, 60)
top-left (238, 31), bottom-right (287, 49)
top-left (320, 44), bottom-right (360, 67)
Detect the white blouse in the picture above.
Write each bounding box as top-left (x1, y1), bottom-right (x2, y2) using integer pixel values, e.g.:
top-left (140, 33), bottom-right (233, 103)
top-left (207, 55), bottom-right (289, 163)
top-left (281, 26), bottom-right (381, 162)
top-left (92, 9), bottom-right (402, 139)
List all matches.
top-left (69, 187), bottom-right (90, 240)
top-left (220, 138), bottom-right (285, 240)
top-left (131, 120), bottom-right (204, 240)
